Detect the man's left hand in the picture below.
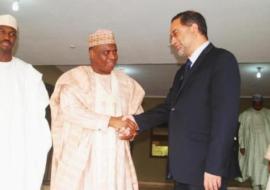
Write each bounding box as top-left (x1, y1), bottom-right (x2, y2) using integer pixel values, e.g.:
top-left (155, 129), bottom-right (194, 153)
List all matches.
top-left (204, 172), bottom-right (221, 190)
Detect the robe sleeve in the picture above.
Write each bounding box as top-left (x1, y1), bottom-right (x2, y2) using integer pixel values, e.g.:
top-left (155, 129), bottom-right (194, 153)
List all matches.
top-left (128, 78), bottom-right (145, 115)
top-left (238, 112), bottom-right (248, 149)
top-left (60, 86), bottom-right (110, 130)
top-left (25, 70), bottom-right (52, 190)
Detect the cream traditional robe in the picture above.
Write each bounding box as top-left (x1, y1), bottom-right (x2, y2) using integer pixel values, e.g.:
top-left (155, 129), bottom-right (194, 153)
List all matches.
top-left (238, 107), bottom-right (270, 188)
top-left (50, 66), bottom-right (145, 190)
top-left (265, 145), bottom-right (270, 190)
top-left (0, 57), bottom-right (52, 190)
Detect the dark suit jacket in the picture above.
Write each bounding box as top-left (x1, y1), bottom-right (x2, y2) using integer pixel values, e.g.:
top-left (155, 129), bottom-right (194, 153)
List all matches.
top-left (134, 43), bottom-right (240, 185)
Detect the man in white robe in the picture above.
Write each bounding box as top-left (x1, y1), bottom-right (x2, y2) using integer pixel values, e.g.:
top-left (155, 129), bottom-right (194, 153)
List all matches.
top-left (0, 14), bottom-right (52, 190)
top-left (238, 95), bottom-right (270, 190)
top-left (50, 29), bottom-right (145, 190)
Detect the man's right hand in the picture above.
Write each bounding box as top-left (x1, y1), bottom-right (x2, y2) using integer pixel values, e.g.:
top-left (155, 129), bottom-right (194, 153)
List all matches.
top-left (204, 172), bottom-right (221, 190)
top-left (109, 116), bottom-right (138, 140)
top-left (109, 116), bottom-right (127, 130)
top-left (240, 148), bottom-right (245, 155)
top-left (118, 119), bottom-right (138, 140)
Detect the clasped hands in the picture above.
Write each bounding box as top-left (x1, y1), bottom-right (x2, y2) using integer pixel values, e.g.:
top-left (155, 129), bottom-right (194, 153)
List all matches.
top-left (109, 116), bottom-right (138, 140)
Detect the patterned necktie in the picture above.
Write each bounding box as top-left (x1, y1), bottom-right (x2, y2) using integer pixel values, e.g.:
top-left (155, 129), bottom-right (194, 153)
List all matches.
top-left (183, 59), bottom-right (192, 79)
top-left (177, 59), bottom-right (192, 91)
top-left (185, 59), bottom-right (192, 72)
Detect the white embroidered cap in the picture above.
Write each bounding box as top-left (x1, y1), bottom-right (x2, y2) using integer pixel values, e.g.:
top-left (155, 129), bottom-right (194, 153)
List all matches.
top-left (88, 29), bottom-right (116, 48)
top-left (252, 94), bottom-right (263, 102)
top-left (0, 14), bottom-right (18, 31)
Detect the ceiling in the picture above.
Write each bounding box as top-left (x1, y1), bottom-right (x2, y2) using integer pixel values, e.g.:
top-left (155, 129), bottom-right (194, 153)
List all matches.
top-left (1, 0), bottom-right (270, 97)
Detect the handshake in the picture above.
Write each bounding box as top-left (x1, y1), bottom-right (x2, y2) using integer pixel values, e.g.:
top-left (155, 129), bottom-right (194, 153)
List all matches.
top-left (109, 116), bottom-right (139, 141)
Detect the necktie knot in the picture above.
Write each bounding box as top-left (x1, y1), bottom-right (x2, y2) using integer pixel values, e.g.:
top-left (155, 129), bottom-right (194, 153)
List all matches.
top-left (185, 59), bottom-right (192, 71)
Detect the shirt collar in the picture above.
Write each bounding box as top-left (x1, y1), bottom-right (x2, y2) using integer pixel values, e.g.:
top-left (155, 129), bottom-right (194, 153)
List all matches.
top-left (189, 41), bottom-right (210, 67)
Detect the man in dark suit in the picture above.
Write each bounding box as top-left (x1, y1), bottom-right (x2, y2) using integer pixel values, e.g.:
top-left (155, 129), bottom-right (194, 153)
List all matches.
top-left (120, 10), bottom-right (240, 190)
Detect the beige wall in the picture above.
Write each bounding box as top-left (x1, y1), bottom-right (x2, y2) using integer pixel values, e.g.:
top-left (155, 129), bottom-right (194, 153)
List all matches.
top-left (34, 65), bottom-right (62, 86)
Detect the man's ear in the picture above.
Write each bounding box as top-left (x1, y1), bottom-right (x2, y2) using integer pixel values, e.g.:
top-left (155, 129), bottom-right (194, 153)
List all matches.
top-left (89, 48), bottom-right (94, 59)
top-left (191, 23), bottom-right (199, 33)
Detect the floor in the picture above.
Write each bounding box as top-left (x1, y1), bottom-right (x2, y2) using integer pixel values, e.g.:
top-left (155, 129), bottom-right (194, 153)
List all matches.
top-left (42, 179), bottom-right (252, 190)
top-left (139, 180), bottom-right (252, 190)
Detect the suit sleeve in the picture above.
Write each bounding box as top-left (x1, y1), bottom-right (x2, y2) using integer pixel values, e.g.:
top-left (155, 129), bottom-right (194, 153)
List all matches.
top-left (205, 51), bottom-right (240, 176)
top-left (134, 67), bottom-right (183, 132)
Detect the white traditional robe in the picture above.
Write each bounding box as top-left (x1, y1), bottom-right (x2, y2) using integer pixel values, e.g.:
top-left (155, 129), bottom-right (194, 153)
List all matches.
top-left (50, 66), bottom-right (145, 190)
top-left (238, 107), bottom-right (270, 188)
top-left (0, 57), bottom-right (52, 190)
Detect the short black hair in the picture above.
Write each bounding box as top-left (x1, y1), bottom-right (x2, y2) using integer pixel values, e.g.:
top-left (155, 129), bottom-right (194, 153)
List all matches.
top-left (171, 10), bottom-right (208, 38)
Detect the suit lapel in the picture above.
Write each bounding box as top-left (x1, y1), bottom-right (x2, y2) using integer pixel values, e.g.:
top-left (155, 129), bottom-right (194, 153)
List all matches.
top-left (173, 43), bottom-right (214, 103)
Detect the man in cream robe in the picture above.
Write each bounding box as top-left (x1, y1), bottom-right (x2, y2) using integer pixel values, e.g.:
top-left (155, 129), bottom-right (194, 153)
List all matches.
top-left (0, 15), bottom-right (52, 190)
top-left (238, 95), bottom-right (270, 190)
top-left (50, 29), bottom-right (145, 190)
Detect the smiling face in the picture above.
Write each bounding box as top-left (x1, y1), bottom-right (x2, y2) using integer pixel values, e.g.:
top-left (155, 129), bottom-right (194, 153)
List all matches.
top-left (0, 25), bottom-right (17, 55)
top-left (90, 43), bottom-right (118, 74)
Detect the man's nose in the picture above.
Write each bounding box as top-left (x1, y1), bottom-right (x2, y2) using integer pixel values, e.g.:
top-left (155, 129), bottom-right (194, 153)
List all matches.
top-left (108, 52), bottom-right (117, 59)
top-left (170, 37), bottom-right (177, 46)
top-left (3, 33), bottom-right (11, 41)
